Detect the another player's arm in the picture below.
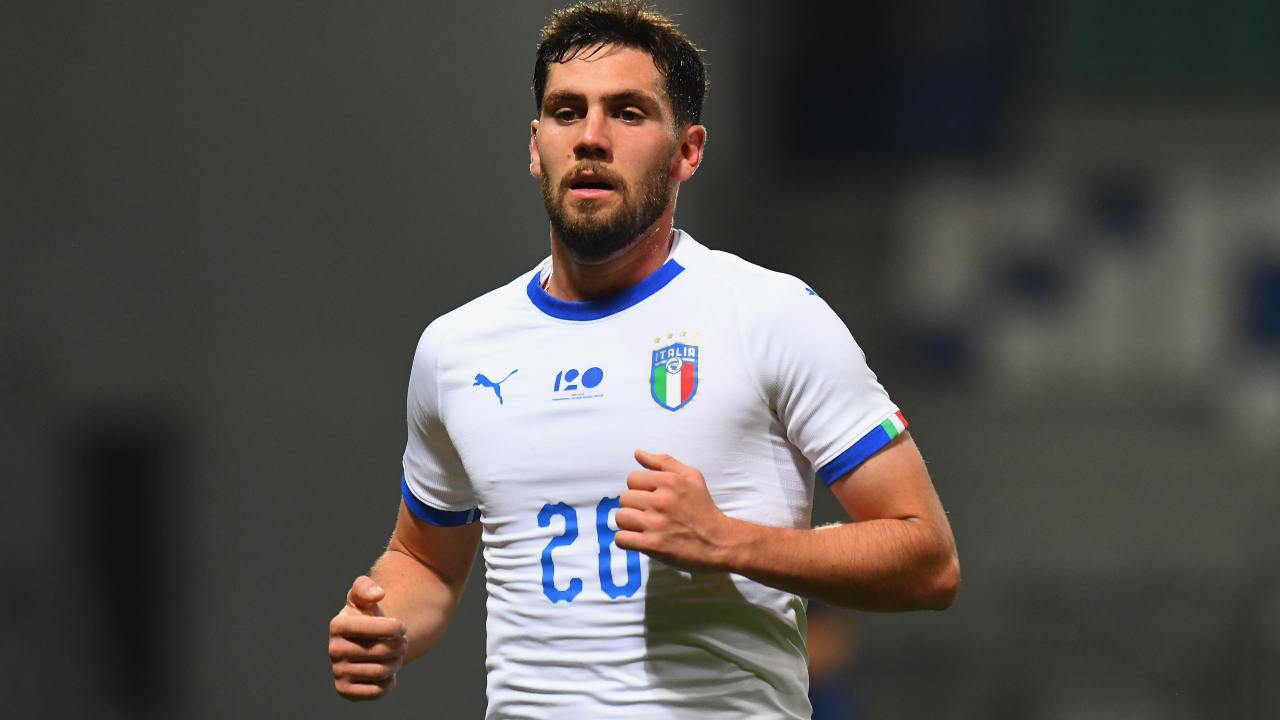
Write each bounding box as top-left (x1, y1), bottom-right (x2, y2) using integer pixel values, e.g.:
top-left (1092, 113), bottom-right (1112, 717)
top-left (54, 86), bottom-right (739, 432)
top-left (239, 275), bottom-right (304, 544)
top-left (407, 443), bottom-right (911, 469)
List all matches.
top-left (328, 502), bottom-right (481, 700)
top-left (615, 434), bottom-right (959, 611)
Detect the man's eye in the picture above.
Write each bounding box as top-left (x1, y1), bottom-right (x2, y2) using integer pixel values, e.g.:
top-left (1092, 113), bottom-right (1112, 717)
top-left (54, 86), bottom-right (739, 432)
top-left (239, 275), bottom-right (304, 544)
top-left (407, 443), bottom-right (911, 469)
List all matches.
top-left (617, 109), bottom-right (643, 123)
top-left (554, 108), bottom-right (579, 122)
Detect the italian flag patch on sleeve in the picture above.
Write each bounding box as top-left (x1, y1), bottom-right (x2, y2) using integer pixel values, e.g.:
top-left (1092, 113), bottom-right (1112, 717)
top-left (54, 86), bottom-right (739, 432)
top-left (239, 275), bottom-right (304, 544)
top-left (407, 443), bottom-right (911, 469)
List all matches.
top-left (880, 410), bottom-right (908, 440)
top-left (815, 410), bottom-right (911, 487)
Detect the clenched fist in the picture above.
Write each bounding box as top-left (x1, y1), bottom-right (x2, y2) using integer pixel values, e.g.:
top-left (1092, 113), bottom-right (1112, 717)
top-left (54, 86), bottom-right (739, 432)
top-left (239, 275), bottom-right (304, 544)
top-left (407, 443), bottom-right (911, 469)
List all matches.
top-left (614, 449), bottom-right (734, 571)
top-left (328, 576), bottom-right (407, 701)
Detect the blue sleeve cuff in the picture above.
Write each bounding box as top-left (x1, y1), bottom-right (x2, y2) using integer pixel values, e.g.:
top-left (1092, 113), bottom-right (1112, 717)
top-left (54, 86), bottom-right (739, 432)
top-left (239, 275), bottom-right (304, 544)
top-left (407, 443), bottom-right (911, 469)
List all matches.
top-left (400, 474), bottom-right (480, 526)
top-left (816, 413), bottom-right (909, 487)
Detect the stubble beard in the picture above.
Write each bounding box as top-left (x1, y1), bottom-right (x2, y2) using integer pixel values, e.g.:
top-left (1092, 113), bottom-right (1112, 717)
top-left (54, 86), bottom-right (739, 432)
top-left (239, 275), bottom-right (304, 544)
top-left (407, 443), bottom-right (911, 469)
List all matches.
top-left (541, 153), bottom-right (674, 263)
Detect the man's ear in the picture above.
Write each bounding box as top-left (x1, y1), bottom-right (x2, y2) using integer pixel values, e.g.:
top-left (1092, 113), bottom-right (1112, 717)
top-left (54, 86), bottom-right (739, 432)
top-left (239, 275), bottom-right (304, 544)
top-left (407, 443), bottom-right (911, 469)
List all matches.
top-left (529, 119), bottom-right (542, 178)
top-left (672, 124), bottom-right (706, 182)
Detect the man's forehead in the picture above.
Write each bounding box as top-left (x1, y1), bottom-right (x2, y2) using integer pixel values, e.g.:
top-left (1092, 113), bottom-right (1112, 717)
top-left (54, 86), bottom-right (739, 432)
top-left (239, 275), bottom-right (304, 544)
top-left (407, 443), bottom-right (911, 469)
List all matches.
top-left (543, 44), bottom-right (666, 99)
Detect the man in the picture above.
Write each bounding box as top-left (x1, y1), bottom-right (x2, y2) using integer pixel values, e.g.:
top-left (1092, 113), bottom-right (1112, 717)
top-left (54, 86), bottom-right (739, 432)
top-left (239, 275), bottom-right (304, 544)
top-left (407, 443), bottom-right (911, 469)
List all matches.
top-left (328, 2), bottom-right (959, 717)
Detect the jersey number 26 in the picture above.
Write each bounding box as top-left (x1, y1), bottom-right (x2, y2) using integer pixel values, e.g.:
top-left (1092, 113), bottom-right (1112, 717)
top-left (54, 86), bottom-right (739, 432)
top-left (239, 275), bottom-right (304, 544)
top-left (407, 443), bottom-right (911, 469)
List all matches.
top-left (538, 498), bottom-right (641, 603)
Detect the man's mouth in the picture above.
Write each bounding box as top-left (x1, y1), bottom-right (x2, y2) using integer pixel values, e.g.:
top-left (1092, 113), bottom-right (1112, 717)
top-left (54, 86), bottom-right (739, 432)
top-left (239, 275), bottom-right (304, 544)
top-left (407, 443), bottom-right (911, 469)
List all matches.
top-left (566, 170), bottom-right (619, 199)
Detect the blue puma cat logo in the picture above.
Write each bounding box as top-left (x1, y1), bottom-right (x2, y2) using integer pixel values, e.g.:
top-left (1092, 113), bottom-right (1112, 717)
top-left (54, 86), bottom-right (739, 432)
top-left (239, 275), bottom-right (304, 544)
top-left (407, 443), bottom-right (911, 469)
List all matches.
top-left (473, 369), bottom-right (518, 405)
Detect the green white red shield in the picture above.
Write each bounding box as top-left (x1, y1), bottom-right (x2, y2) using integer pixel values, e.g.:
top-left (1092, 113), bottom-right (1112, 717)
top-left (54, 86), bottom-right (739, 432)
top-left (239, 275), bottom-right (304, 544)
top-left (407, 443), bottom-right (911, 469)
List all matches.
top-left (651, 343), bottom-right (698, 411)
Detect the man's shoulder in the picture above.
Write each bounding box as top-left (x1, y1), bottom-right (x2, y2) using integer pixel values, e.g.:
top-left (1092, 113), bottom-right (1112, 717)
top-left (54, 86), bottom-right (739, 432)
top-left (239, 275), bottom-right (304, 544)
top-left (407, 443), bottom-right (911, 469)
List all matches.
top-left (678, 236), bottom-right (820, 311)
top-left (416, 264), bottom-right (540, 351)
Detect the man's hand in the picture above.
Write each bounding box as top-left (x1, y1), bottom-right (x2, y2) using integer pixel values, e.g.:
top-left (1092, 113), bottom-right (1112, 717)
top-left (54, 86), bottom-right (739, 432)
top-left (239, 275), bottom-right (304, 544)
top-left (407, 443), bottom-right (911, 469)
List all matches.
top-left (614, 449), bottom-right (733, 571)
top-left (328, 575), bottom-right (407, 701)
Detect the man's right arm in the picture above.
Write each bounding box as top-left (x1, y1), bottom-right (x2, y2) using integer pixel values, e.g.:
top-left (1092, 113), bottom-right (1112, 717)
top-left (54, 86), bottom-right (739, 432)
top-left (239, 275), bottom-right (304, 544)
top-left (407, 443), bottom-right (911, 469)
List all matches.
top-left (328, 501), bottom-right (482, 701)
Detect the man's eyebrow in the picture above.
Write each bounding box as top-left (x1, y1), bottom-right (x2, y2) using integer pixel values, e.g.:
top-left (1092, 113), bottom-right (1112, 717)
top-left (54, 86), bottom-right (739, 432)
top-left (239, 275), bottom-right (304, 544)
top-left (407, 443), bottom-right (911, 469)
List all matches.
top-left (601, 90), bottom-right (661, 108)
top-left (541, 89), bottom-right (663, 112)
top-left (542, 90), bottom-right (585, 109)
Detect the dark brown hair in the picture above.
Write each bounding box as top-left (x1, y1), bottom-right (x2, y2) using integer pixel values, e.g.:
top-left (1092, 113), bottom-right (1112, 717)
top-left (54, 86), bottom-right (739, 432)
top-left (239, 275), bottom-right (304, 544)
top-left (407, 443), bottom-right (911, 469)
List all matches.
top-left (533, 1), bottom-right (708, 127)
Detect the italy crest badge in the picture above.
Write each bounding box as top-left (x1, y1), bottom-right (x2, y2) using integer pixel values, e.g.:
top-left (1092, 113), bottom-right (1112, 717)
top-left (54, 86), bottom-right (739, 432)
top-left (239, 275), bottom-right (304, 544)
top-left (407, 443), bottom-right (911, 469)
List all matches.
top-left (651, 342), bottom-right (698, 411)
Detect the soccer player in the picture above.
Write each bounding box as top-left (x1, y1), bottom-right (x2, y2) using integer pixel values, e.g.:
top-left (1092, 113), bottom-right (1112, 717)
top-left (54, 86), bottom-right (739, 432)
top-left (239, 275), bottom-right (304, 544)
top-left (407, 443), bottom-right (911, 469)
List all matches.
top-left (327, 2), bottom-right (959, 717)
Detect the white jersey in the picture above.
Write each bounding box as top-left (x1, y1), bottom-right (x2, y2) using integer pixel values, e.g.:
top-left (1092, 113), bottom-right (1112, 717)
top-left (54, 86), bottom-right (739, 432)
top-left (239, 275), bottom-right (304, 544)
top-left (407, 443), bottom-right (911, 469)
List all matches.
top-left (402, 231), bottom-right (905, 719)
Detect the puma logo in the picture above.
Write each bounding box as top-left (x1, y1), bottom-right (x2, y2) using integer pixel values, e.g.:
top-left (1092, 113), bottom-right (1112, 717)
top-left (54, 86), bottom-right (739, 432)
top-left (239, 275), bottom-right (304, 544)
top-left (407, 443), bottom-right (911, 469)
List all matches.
top-left (473, 369), bottom-right (518, 405)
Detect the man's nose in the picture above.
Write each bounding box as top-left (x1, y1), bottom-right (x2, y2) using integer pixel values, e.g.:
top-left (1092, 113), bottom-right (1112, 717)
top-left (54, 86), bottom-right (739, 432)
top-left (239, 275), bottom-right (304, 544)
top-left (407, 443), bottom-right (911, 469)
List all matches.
top-left (573, 108), bottom-right (611, 161)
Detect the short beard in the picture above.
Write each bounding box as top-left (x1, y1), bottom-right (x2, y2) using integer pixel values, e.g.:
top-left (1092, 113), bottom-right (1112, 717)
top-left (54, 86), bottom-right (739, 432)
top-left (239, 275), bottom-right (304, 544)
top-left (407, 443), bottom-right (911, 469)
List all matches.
top-left (541, 154), bottom-right (674, 263)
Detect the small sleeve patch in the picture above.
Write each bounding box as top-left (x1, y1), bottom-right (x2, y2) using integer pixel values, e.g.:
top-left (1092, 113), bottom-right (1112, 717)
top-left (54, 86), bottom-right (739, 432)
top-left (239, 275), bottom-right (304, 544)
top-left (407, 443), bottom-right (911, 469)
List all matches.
top-left (816, 412), bottom-right (908, 487)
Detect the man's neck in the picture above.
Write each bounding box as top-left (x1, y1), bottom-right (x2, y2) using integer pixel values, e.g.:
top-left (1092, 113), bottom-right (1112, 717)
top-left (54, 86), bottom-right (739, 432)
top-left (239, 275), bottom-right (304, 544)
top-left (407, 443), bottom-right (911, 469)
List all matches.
top-left (544, 219), bottom-right (676, 302)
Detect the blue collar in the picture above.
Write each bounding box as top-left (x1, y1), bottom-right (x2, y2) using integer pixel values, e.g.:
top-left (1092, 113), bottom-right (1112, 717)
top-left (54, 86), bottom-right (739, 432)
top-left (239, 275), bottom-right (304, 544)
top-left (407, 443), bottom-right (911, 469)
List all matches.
top-left (526, 259), bottom-right (685, 321)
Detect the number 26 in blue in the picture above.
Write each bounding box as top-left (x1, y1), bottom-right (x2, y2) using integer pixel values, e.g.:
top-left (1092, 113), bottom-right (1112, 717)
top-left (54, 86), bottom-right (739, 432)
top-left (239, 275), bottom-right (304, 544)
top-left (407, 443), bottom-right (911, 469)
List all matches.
top-left (538, 497), bottom-right (642, 603)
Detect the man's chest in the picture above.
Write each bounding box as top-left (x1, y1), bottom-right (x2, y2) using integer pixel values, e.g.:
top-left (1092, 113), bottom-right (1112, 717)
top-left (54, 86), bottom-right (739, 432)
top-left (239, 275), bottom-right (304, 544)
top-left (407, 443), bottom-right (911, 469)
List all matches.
top-left (435, 317), bottom-right (766, 511)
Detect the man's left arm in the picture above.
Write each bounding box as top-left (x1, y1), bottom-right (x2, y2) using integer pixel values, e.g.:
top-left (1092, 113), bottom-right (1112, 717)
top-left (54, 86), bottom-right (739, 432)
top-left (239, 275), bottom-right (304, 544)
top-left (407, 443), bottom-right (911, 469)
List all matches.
top-left (614, 432), bottom-right (959, 611)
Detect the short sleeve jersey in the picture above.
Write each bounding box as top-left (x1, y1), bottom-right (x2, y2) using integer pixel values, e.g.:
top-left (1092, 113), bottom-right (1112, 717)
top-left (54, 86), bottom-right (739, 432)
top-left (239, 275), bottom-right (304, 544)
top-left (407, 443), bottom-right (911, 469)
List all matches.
top-left (402, 231), bottom-right (906, 719)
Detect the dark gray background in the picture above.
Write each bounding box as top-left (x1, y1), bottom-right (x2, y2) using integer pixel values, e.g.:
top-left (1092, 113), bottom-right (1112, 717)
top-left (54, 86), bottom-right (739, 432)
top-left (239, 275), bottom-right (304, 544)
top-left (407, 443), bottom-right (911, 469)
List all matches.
top-left (5, 1), bottom-right (1279, 718)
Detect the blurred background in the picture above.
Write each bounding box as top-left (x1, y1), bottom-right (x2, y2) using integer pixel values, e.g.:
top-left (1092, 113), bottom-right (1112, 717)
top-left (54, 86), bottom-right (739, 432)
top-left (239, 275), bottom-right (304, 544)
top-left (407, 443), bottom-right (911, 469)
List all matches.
top-left (4, 1), bottom-right (1278, 718)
